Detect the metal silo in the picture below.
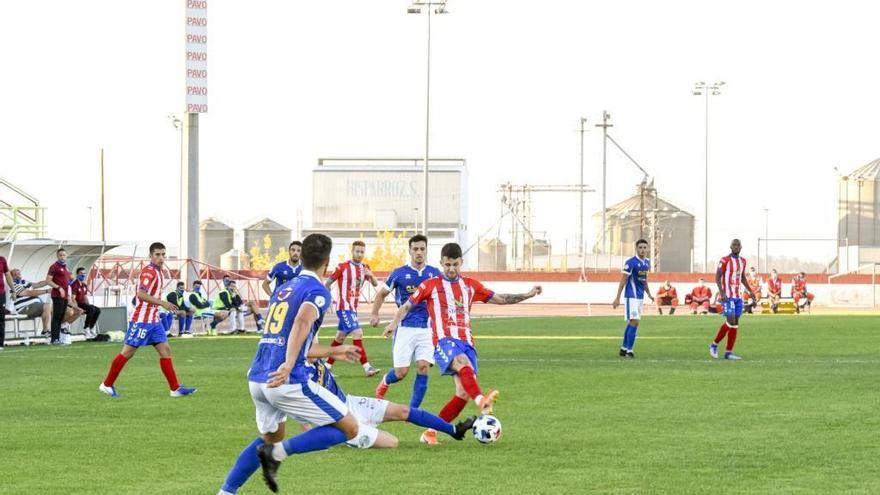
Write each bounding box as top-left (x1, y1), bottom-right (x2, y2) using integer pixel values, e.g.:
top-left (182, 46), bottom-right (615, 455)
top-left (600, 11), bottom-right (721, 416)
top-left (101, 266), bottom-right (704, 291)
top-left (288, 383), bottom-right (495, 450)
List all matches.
top-left (244, 218), bottom-right (292, 261)
top-left (838, 158), bottom-right (880, 272)
top-left (199, 217), bottom-right (233, 267)
top-left (478, 238), bottom-right (507, 271)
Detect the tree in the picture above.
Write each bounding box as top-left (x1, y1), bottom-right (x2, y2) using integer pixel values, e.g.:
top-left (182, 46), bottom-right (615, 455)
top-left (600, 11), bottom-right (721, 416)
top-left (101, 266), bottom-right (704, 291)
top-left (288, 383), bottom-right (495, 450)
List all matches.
top-left (249, 234), bottom-right (287, 271)
top-left (363, 231), bottom-right (408, 271)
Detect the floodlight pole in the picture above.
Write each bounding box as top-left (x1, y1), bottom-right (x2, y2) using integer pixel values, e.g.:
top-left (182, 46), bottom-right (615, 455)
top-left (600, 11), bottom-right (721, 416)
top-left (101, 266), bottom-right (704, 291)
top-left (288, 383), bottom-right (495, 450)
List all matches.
top-left (578, 117), bottom-right (587, 257)
top-left (693, 81), bottom-right (724, 272)
top-left (409, 1), bottom-right (447, 236)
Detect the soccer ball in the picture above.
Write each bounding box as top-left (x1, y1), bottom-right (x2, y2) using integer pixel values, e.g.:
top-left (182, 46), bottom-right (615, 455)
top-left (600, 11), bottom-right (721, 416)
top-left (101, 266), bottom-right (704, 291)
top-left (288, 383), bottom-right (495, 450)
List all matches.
top-left (472, 415), bottom-right (502, 444)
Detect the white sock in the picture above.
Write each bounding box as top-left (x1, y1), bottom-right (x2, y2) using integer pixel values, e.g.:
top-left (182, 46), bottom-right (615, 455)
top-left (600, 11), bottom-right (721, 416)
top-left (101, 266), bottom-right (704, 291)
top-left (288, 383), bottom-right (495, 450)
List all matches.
top-left (474, 394), bottom-right (484, 407)
top-left (362, 362), bottom-right (371, 371)
top-left (218, 490), bottom-right (235, 495)
top-left (271, 442), bottom-right (287, 462)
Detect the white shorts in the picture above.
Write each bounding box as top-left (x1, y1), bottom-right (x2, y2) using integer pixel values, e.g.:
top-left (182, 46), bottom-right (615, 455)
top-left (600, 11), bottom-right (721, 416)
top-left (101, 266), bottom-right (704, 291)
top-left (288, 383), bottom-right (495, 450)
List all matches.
top-left (249, 380), bottom-right (349, 435)
top-left (392, 326), bottom-right (436, 368)
top-left (624, 298), bottom-right (644, 321)
top-left (346, 395), bottom-right (389, 427)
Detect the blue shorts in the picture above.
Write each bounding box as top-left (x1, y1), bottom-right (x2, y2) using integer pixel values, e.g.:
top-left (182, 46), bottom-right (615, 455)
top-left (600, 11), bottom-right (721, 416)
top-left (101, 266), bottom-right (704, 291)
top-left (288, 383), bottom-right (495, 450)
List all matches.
top-left (434, 338), bottom-right (479, 376)
top-left (722, 298), bottom-right (744, 318)
top-left (336, 310), bottom-right (361, 333)
top-left (124, 322), bottom-right (168, 347)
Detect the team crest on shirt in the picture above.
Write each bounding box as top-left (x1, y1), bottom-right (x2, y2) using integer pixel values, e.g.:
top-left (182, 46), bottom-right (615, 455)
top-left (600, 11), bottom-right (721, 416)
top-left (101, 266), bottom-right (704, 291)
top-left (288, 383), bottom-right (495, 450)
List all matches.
top-left (277, 287), bottom-right (294, 301)
top-left (405, 285), bottom-right (417, 294)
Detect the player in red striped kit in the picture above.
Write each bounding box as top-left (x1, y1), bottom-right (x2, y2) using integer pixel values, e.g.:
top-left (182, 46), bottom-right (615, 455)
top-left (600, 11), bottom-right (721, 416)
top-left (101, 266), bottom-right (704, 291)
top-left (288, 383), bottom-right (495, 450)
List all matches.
top-left (385, 242), bottom-right (541, 444)
top-left (710, 239), bottom-right (758, 360)
top-left (325, 240), bottom-right (381, 376)
top-left (98, 242), bottom-right (197, 398)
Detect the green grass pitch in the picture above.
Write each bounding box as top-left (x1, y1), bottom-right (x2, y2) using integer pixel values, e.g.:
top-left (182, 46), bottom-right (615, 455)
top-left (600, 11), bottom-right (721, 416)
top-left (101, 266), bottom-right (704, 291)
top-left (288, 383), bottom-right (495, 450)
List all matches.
top-left (1, 315), bottom-right (878, 494)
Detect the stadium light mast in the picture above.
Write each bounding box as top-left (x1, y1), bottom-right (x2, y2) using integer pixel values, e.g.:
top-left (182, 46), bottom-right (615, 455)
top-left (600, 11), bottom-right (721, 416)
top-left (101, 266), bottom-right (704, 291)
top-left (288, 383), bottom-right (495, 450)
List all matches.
top-left (578, 116), bottom-right (587, 257)
top-left (408, 0), bottom-right (448, 236)
top-left (693, 81), bottom-right (725, 272)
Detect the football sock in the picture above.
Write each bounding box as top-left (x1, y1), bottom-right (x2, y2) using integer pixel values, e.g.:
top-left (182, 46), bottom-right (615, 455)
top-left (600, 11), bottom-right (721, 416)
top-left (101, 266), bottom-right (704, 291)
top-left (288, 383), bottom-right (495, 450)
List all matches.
top-left (383, 369), bottom-right (400, 386)
top-left (159, 357), bottom-right (181, 391)
top-left (726, 325), bottom-right (738, 352)
top-left (438, 395), bottom-right (468, 422)
top-left (353, 339), bottom-right (369, 365)
top-left (457, 366), bottom-right (482, 399)
top-left (178, 315), bottom-right (185, 334)
top-left (279, 425), bottom-right (348, 459)
top-left (254, 313), bottom-right (264, 330)
top-left (713, 323), bottom-right (730, 344)
top-left (221, 437), bottom-right (263, 494)
top-left (103, 353), bottom-right (129, 387)
top-left (624, 325), bottom-right (638, 350)
top-left (407, 407), bottom-right (455, 436)
top-left (210, 318), bottom-right (219, 329)
top-left (327, 340), bottom-right (342, 365)
top-left (410, 373), bottom-right (429, 409)
top-left (236, 312), bottom-right (245, 330)
top-left (184, 315), bottom-right (193, 332)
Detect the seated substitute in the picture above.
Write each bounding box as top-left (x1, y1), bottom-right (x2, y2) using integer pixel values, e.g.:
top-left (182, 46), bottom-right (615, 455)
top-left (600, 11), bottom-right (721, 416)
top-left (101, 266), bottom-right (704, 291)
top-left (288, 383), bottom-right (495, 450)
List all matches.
top-left (767, 269), bottom-right (783, 313)
top-left (743, 266), bottom-right (763, 314)
top-left (689, 279), bottom-right (712, 314)
top-left (791, 272), bottom-right (814, 313)
top-left (71, 267), bottom-right (101, 340)
top-left (655, 280), bottom-right (679, 315)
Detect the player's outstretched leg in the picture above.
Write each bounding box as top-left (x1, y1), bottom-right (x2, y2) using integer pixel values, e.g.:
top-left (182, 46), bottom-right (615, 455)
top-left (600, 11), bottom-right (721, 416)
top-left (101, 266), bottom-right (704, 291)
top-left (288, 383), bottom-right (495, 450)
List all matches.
top-left (218, 437), bottom-right (264, 495)
top-left (256, 424), bottom-right (353, 492)
top-left (376, 368), bottom-right (403, 399)
top-left (723, 324), bottom-right (741, 360)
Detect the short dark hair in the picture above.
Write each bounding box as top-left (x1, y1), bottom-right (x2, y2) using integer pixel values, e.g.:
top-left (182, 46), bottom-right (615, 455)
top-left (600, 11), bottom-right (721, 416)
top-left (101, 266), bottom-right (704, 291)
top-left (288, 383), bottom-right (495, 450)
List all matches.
top-left (192, 280), bottom-right (202, 286)
top-left (409, 234), bottom-right (428, 247)
top-left (352, 240), bottom-right (365, 248)
top-left (289, 240), bottom-right (303, 249)
top-left (76, 267), bottom-right (86, 274)
top-left (176, 281), bottom-right (185, 289)
top-left (149, 242), bottom-right (166, 254)
top-left (303, 234), bottom-right (333, 271)
top-left (56, 248), bottom-right (66, 254)
top-left (440, 243), bottom-right (463, 259)
top-left (636, 239), bottom-right (648, 247)
top-left (227, 280), bottom-right (236, 286)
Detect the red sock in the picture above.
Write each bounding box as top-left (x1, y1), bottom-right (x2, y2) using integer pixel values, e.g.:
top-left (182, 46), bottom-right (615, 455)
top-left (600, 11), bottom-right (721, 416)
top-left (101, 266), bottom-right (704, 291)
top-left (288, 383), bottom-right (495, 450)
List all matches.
top-left (159, 357), bottom-right (180, 391)
top-left (457, 366), bottom-right (483, 399)
top-left (353, 339), bottom-right (368, 365)
top-left (438, 395), bottom-right (468, 422)
top-left (726, 326), bottom-right (738, 352)
top-left (327, 340), bottom-right (342, 365)
top-left (713, 323), bottom-right (730, 344)
top-left (103, 353), bottom-right (129, 387)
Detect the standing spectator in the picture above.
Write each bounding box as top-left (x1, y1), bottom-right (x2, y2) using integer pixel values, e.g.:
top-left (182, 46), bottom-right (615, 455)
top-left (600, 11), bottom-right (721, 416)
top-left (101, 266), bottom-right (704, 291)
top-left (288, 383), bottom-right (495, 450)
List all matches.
top-left (767, 269), bottom-right (783, 313)
top-left (71, 267), bottom-right (101, 340)
top-left (10, 268), bottom-right (53, 335)
top-left (689, 279), bottom-right (712, 314)
top-left (791, 272), bottom-right (814, 313)
top-left (0, 254), bottom-right (16, 350)
top-left (744, 266), bottom-right (763, 314)
top-left (655, 280), bottom-right (679, 315)
top-left (46, 248), bottom-right (72, 345)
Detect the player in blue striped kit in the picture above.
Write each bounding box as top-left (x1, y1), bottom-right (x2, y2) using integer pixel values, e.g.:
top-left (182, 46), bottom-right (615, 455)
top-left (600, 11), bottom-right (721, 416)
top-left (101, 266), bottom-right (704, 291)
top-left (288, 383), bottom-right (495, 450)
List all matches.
top-left (612, 239), bottom-right (654, 358)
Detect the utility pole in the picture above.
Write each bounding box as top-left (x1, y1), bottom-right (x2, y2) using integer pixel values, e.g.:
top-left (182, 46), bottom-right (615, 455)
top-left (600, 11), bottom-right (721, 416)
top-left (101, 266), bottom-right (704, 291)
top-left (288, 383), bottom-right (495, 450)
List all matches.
top-left (693, 81), bottom-right (725, 271)
top-left (595, 111), bottom-right (613, 253)
top-left (99, 148), bottom-right (105, 242)
top-left (578, 116), bottom-right (587, 257)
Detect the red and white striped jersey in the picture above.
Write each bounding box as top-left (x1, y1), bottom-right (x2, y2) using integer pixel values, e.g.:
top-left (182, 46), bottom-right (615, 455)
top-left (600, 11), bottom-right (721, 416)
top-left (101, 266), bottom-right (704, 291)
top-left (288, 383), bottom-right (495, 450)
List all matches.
top-left (329, 261), bottom-right (370, 312)
top-left (409, 276), bottom-right (495, 347)
top-left (131, 263), bottom-right (164, 323)
top-left (717, 255), bottom-right (747, 299)
top-left (767, 277), bottom-right (782, 295)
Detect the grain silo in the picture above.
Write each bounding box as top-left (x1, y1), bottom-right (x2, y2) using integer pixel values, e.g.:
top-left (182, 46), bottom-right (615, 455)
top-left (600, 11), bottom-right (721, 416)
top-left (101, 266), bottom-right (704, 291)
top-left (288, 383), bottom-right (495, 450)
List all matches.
top-left (593, 182), bottom-right (695, 272)
top-left (478, 238), bottom-right (507, 271)
top-left (199, 217), bottom-right (233, 267)
top-left (837, 158), bottom-right (880, 272)
top-left (244, 218), bottom-right (291, 261)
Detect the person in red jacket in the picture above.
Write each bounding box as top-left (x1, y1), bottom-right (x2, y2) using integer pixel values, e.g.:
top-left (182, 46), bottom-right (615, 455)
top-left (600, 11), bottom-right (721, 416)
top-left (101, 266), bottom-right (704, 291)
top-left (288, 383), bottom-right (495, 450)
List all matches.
top-left (689, 279), bottom-right (712, 314)
top-left (767, 269), bottom-right (783, 313)
top-left (656, 281), bottom-right (679, 315)
top-left (791, 272), bottom-right (814, 313)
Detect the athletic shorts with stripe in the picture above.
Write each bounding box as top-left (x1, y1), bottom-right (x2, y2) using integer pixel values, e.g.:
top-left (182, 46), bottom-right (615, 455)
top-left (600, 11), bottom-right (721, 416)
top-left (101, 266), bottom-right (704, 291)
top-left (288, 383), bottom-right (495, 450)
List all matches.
top-left (623, 297), bottom-right (644, 321)
top-left (249, 380), bottom-right (349, 435)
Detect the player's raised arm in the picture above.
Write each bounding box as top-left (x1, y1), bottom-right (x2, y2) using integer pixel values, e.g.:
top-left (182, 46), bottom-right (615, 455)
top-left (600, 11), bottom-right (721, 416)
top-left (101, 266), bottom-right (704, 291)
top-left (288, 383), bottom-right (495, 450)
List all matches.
top-left (487, 285), bottom-right (542, 305)
top-left (370, 285), bottom-right (391, 327)
top-left (308, 341), bottom-right (361, 362)
top-left (268, 302), bottom-right (318, 388)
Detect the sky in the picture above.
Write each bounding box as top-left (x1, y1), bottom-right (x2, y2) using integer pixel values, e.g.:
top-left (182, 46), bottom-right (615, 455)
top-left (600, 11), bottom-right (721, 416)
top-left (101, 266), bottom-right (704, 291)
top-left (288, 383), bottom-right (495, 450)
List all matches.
top-left (2, 0), bottom-right (878, 266)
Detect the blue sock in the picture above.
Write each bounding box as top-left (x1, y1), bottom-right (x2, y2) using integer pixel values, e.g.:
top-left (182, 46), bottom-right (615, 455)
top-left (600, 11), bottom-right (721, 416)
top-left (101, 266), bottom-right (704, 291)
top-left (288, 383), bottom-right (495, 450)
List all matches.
top-left (621, 325), bottom-right (632, 349)
top-left (177, 315), bottom-right (185, 333)
top-left (282, 425), bottom-right (347, 455)
top-left (409, 373), bottom-right (428, 409)
top-left (255, 314), bottom-right (265, 329)
top-left (210, 318), bottom-right (218, 329)
top-left (185, 315), bottom-right (193, 332)
top-left (407, 407), bottom-right (455, 437)
top-left (161, 313), bottom-right (172, 332)
top-left (221, 437), bottom-right (263, 494)
top-left (627, 325), bottom-right (638, 350)
top-left (383, 369), bottom-right (400, 386)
